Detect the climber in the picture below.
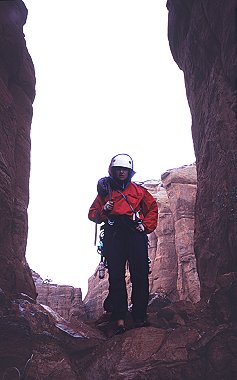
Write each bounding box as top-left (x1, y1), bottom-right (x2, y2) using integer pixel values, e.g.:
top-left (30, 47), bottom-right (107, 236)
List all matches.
top-left (88, 153), bottom-right (158, 334)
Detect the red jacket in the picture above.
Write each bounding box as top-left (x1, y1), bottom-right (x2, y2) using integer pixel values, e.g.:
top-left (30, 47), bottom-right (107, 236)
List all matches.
top-left (88, 182), bottom-right (158, 234)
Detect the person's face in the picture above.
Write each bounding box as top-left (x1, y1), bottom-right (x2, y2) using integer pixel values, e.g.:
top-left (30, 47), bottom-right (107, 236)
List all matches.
top-left (114, 166), bottom-right (129, 181)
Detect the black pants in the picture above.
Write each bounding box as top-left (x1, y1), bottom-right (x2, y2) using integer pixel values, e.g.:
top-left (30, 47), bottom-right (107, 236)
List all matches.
top-left (103, 217), bottom-right (149, 321)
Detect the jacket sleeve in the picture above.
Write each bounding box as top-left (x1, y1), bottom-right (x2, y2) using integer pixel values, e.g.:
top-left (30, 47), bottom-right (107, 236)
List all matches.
top-left (88, 194), bottom-right (108, 224)
top-left (141, 189), bottom-right (158, 234)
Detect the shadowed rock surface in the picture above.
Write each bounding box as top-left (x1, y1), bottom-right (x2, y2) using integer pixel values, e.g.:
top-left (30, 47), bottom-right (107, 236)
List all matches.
top-left (0, 290), bottom-right (105, 380)
top-left (1, 0), bottom-right (237, 379)
top-left (167, 0), bottom-right (237, 300)
top-left (0, 0), bottom-right (36, 299)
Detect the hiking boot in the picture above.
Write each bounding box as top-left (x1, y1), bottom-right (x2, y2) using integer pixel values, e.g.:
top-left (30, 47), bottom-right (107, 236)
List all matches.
top-left (114, 325), bottom-right (126, 335)
top-left (134, 320), bottom-right (150, 328)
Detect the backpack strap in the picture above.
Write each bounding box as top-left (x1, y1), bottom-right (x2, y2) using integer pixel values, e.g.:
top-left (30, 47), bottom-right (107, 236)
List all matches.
top-left (116, 190), bottom-right (141, 222)
top-left (94, 178), bottom-right (112, 246)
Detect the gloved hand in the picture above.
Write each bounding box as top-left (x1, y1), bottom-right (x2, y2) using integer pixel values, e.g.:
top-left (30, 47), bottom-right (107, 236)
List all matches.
top-left (104, 201), bottom-right (114, 212)
top-left (136, 223), bottom-right (145, 232)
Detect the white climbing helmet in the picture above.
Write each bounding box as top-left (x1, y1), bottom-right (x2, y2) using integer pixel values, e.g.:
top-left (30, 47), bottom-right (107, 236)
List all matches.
top-left (110, 154), bottom-right (133, 170)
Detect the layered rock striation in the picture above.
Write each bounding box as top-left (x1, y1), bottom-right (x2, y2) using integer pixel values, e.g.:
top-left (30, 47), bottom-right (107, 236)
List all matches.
top-left (32, 271), bottom-right (87, 321)
top-left (160, 165), bottom-right (200, 303)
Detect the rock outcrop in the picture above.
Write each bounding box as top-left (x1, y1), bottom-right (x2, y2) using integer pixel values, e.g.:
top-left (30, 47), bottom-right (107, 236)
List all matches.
top-left (0, 291), bottom-right (105, 380)
top-left (32, 271), bottom-right (87, 321)
top-left (167, 0), bottom-right (237, 302)
top-left (161, 165), bottom-right (200, 303)
top-left (83, 301), bottom-right (237, 380)
top-left (0, 0), bottom-right (36, 299)
top-left (84, 165), bottom-right (200, 319)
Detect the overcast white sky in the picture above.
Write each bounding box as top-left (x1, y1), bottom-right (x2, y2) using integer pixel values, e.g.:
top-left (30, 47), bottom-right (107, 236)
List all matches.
top-left (23, 0), bottom-right (195, 298)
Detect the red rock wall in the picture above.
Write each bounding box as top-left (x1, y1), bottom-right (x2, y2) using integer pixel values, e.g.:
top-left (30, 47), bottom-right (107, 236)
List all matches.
top-left (32, 271), bottom-right (87, 321)
top-left (148, 186), bottom-right (178, 299)
top-left (167, 0), bottom-right (237, 298)
top-left (160, 166), bottom-right (200, 303)
top-left (0, 0), bottom-right (36, 298)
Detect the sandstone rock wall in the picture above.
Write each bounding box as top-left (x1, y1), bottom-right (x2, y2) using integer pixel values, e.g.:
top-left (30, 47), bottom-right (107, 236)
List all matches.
top-left (32, 271), bottom-right (87, 321)
top-left (161, 165), bottom-right (200, 302)
top-left (0, 0), bottom-right (36, 298)
top-left (143, 180), bottom-right (179, 301)
top-left (167, 0), bottom-right (237, 299)
top-left (84, 165), bottom-right (200, 319)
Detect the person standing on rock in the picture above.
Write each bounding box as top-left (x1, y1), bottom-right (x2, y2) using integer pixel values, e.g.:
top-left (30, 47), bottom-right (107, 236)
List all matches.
top-left (88, 153), bottom-right (158, 334)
